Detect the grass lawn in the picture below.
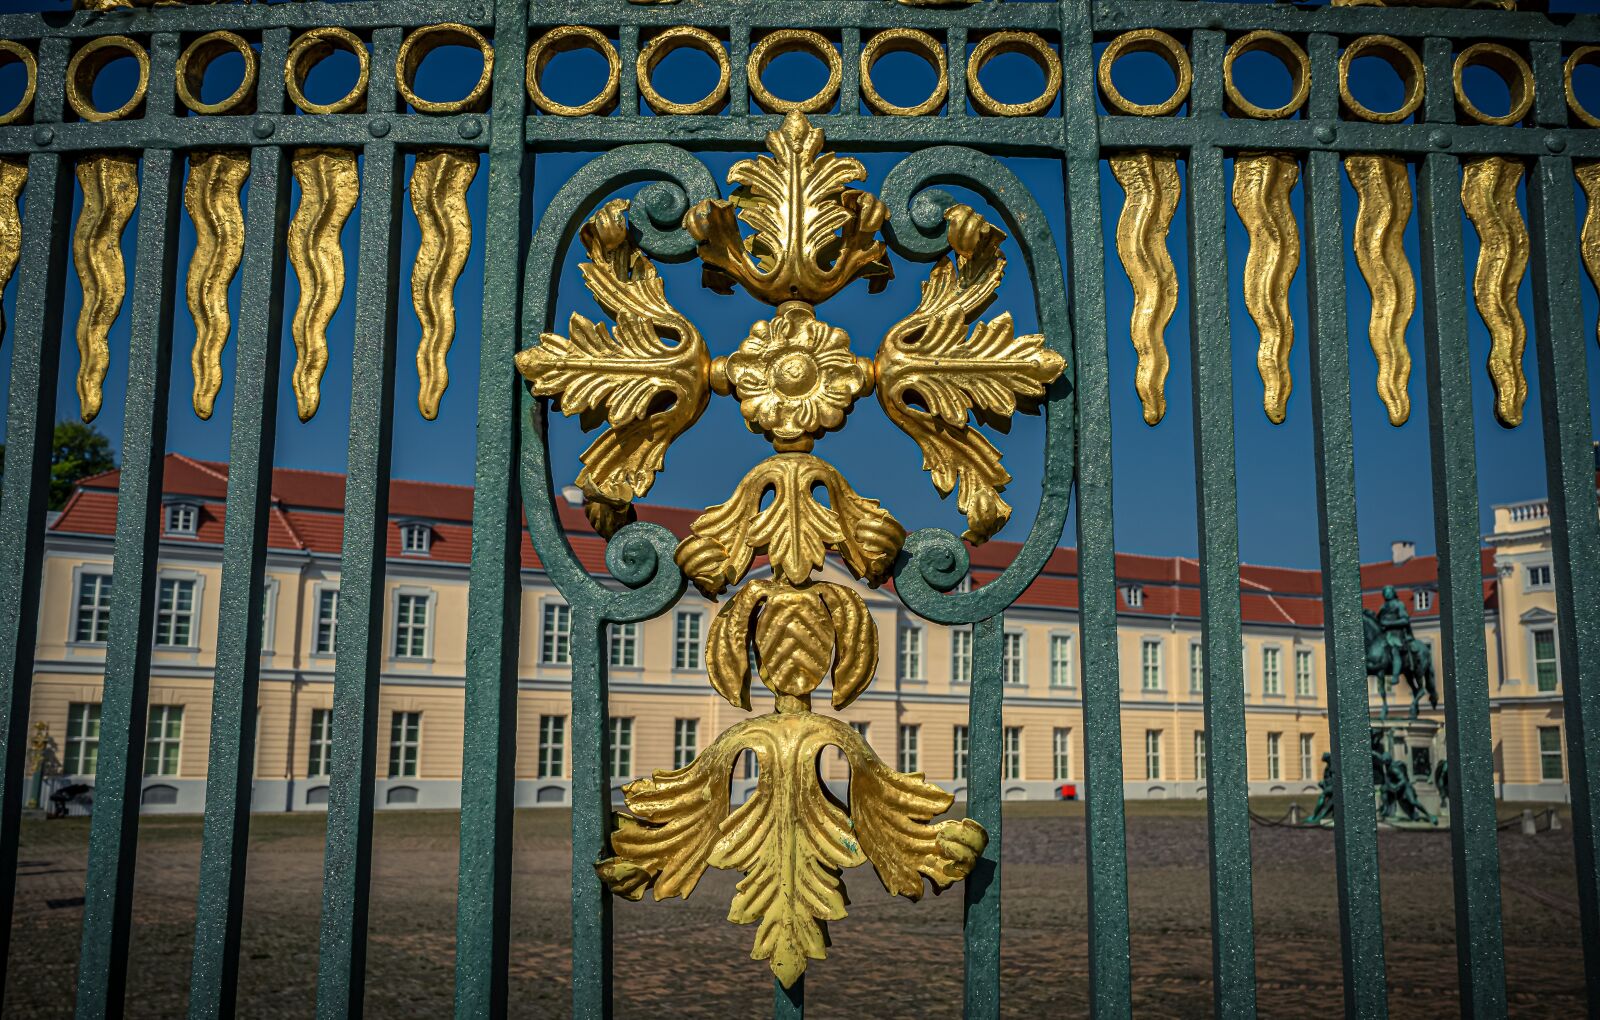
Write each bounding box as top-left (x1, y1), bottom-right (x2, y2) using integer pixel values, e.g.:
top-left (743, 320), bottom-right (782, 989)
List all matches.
top-left (4, 799), bottom-right (1585, 1017)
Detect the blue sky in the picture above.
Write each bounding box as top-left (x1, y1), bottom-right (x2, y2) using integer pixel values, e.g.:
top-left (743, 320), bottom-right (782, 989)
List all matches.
top-left (1, 10), bottom-right (1597, 570)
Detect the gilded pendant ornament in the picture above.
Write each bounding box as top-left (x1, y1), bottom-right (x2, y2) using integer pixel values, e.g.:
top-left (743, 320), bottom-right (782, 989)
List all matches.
top-left (1232, 152), bottom-right (1301, 425)
top-left (1109, 151), bottom-right (1180, 426)
top-left (1578, 162), bottom-right (1600, 351)
top-left (286, 147), bottom-right (359, 423)
top-left (73, 153), bottom-right (140, 424)
top-left (514, 112), bottom-right (1065, 986)
top-left (1345, 154), bottom-right (1415, 427)
top-left (0, 158), bottom-right (25, 348)
top-left (410, 148), bottom-right (479, 421)
top-left (184, 150), bottom-right (250, 420)
top-left (1461, 156), bottom-right (1530, 428)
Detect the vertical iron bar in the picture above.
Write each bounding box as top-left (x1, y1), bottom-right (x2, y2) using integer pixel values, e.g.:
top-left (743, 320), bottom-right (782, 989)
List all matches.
top-left (0, 34), bottom-right (71, 992)
top-left (1185, 29), bottom-right (1257, 1019)
top-left (314, 27), bottom-right (404, 1020)
top-left (947, 27), bottom-right (968, 120)
top-left (1524, 38), bottom-right (1600, 1001)
top-left (774, 975), bottom-right (803, 1019)
top-left (963, 614), bottom-right (1002, 1019)
top-left (1415, 37), bottom-right (1506, 1019)
top-left (571, 606), bottom-right (613, 1020)
top-left (75, 34), bottom-right (183, 1017)
top-left (188, 29), bottom-right (292, 1019)
top-left (454, 0), bottom-right (531, 1015)
top-left (1302, 33), bottom-right (1388, 1020)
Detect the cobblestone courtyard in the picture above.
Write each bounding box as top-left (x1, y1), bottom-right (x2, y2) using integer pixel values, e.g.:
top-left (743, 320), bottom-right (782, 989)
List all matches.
top-left (2, 800), bottom-right (1585, 1017)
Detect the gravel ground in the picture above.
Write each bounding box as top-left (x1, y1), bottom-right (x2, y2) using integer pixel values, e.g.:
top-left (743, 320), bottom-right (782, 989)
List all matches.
top-left (2, 800), bottom-right (1585, 1018)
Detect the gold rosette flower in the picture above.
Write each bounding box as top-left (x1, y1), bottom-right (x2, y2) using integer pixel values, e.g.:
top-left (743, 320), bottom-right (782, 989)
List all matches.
top-left (712, 301), bottom-right (873, 451)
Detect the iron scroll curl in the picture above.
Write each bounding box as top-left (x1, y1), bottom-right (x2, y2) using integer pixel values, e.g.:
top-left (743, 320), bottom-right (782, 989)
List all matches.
top-left (879, 146), bottom-right (1077, 626)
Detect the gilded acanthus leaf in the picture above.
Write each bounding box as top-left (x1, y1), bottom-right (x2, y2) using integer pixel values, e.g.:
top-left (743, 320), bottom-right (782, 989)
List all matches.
top-left (1109, 151), bottom-right (1180, 426)
top-left (1232, 152), bottom-right (1301, 425)
top-left (674, 453), bottom-right (904, 598)
top-left (1461, 156), bottom-right (1529, 427)
top-left (411, 148), bottom-right (478, 421)
top-left (287, 147), bottom-right (359, 423)
top-left (73, 153), bottom-right (139, 424)
top-left (875, 204), bottom-right (1064, 544)
top-left (843, 740), bottom-right (986, 896)
top-left (686, 110), bottom-right (891, 306)
top-left (516, 198), bottom-right (710, 536)
top-left (1345, 154), bottom-right (1415, 426)
top-left (0, 158), bottom-right (25, 348)
top-left (705, 580), bottom-right (877, 710)
top-left (184, 150), bottom-right (250, 420)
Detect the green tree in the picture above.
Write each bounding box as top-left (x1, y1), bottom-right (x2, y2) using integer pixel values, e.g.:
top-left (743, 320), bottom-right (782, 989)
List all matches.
top-left (0, 421), bottom-right (118, 511)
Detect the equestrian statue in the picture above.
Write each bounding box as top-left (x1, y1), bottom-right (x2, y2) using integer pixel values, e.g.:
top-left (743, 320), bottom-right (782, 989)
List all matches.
top-left (1363, 585), bottom-right (1439, 720)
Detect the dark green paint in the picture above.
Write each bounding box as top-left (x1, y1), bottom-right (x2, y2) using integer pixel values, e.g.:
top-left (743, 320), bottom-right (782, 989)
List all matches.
top-left (964, 618), bottom-right (1003, 1019)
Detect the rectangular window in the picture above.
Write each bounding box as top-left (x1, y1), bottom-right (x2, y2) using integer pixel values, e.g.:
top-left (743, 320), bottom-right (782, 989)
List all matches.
top-left (1413, 589), bottom-right (1432, 612)
top-left (537, 715), bottom-right (565, 779)
top-left (898, 724), bottom-right (919, 773)
top-left (849, 721), bottom-right (870, 748)
top-left (673, 718), bottom-right (698, 770)
top-left (1539, 726), bottom-right (1564, 781)
top-left (65, 703), bottom-right (101, 775)
top-left (1266, 732), bottom-right (1281, 781)
top-left (1122, 585), bottom-right (1143, 608)
top-left (260, 583), bottom-right (274, 650)
top-left (387, 712), bottom-right (421, 778)
top-left (1295, 649), bottom-right (1314, 698)
top-left (143, 705), bottom-right (183, 777)
top-left (1262, 647), bottom-right (1282, 696)
top-left (610, 717), bottom-right (634, 779)
top-left (953, 725), bottom-right (970, 781)
top-left (609, 622), bottom-right (639, 668)
top-left (315, 589), bottom-right (339, 655)
top-left (308, 709), bottom-right (333, 777)
top-left (1003, 632), bottom-right (1025, 686)
top-left (166, 503), bottom-right (197, 535)
top-left (541, 602), bottom-right (571, 665)
top-left (1299, 733), bottom-right (1314, 780)
top-left (1052, 727), bottom-right (1072, 781)
top-left (394, 594), bottom-right (429, 659)
top-left (951, 629), bottom-right (972, 685)
top-left (674, 612), bottom-right (702, 670)
top-left (1141, 639), bottom-right (1163, 691)
top-left (1193, 731), bottom-right (1207, 782)
top-left (1145, 729), bottom-right (1163, 780)
top-left (1049, 634), bottom-right (1074, 688)
top-left (74, 573), bottom-right (113, 643)
top-left (1003, 727), bottom-right (1022, 781)
top-left (898, 626), bottom-right (923, 681)
top-left (1533, 628), bottom-right (1559, 692)
top-left (155, 578), bottom-right (196, 648)
top-left (741, 749), bottom-right (760, 779)
top-left (1189, 642), bottom-right (1204, 695)
top-left (1528, 563), bottom-right (1553, 589)
top-left (400, 523), bottom-right (431, 555)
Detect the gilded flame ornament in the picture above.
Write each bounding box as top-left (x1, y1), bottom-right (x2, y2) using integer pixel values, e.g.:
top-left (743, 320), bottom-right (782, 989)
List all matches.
top-left (515, 112), bottom-right (1063, 987)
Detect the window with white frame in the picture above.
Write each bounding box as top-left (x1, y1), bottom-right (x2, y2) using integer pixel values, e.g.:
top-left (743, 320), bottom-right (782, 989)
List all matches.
top-left (1003, 727), bottom-right (1022, 781)
top-left (260, 582), bottom-right (274, 650)
top-left (165, 502), bottom-right (198, 536)
top-left (1145, 729), bottom-right (1163, 780)
top-left (1049, 634), bottom-right (1074, 688)
top-left (898, 626), bottom-right (923, 682)
top-left (674, 612), bottom-right (702, 670)
top-left (1189, 642), bottom-right (1204, 695)
top-left (144, 705), bottom-right (183, 777)
top-left (1533, 628), bottom-right (1559, 692)
top-left (1413, 588), bottom-right (1432, 612)
top-left (952, 725), bottom-right (969, 781)
top-left (308, 709), bottom-right (333, 777)
top-left (1052, 727), bottom-right (1071, 781)
top-left (1262, 647), bottom-right (1282, 696)
top-left (609, 717), bottom-right (634, 779)
top-left (537, 715), bottom-right (565, 778)
top-left (74, 572), bottom-right (113, 643)
top-left (394, 593), bottom-right (430, 659)
top-left (388, 712), bottom-right (421, 778)
top-left (1527, 563), bottom-right (1554, 589)
top-left (1193, 731), bottom-right (1207, 781)
top-left (951, 629), bottom-right (972, 684)
top-left (65, 702), bottom-right (101, 775)
top-left (610, 622), bottom-right (639, 668)
top-left (155, 578), bottom-right (197, 647)
top-left (849, 721), bottom-right (870, 749)
top-left (541, 602), bottom-right (572, 665)
top-left (1266, 732), bottom-right (1282, 781)
top-left (399, 523), bottom-right (431, 555)
top-left (1299, 733), bottom-right (1314, 779)
top-left (898, 724), bottom-right (919, 773)
top-left (1141, 639), bottom-right (1163, 691)
top-left (673, 718), bottom-right (698, 769)
top-left (1122, 584), bottom-right (1143, 608)
top-left (1003, 632), bottom-right (1025, 686)
top-left (742, 749), bottom-right (759, 779)
top-left (315, 589), bottom-right (339, 655)
top-left (1539, 726), bottom-right (1564, 781)
top-left (1295, 649), bottom-right (1314, 698)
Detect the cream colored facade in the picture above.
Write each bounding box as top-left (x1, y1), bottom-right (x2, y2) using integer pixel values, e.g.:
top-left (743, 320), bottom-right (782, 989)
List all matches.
top-left (26, 485), bottom-right (1582, 814)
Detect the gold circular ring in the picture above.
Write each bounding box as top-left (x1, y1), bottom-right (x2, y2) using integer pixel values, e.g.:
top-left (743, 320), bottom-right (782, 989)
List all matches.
top-left (1453, 42), bottom-right (1534, 127)
top-left (527, 25), bottom-right (620, 117)
top-left (969, 32), bottom-right (1062, 117)
top-left (860, 29), bottom-right (948, 118)
top-left (397, 23), bottom-right (493, 115)
top-left (1565, 45), bottom-right (1600, 128)
top-left (1338, 35), bottom-right (1425, 124)
top-left (637, 27), bottom-right (730, 116)
top-left (286, 27), bottom-right (369, 115)
top-left (0, 41), bottom-right (38, 127)
top-left (66, 36), bottom-right (149, 124)
top-left (176, 31), bottom-right (258, 116)
top-left (748, 30), bottom-right (842, 115)
top-left (1097, 29), bottom-right (1190, 118)
top-left (1223, 31), bottom-right (1310, 119)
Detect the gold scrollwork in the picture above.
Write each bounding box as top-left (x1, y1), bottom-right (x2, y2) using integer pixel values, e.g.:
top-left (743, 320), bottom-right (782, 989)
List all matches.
top-left (1461, 156), bottom-right (1530, 427)
top-left (286, 28), bottom-right (369, 116)
top-left (526, 26), bottom-right (621, 117)
top-left (1098, 30), bottom-right (1191, 118)
top-left (67, 36), bottom-right (149, 124)
top-left (747, 30), bottom-right (842, 116)
top-left (1345, 154), bottom-right (1415, 426)
top-left (1577, 162), bottom-right (1600, 348)
top-left (1109, 151), bottom-right (1181, 426)
top-left (0, 41), bottom-right (38, 126)
top-left (0, 158), bottom-right (25, 346)
top-left (1233, 152), bottom-right (1301, 424)
top-left (176, 31), bottom-right (258, 116)
top-left (411, 149), bottom-right (479, 421)
top-left (73, 153), bottom-right (139, 423)
top-left (185, 150), bottom-right (251, 420)
top-left (397, 23), bottom-right (493, 115)
top-left (637, 27), bottom-right (730, 116)
top-left (860, 29), bottom-right (948, 118)
top-left (286, 147), bottom-right (359, 423)
top-left (967, 32), bottom-right (1062, 118)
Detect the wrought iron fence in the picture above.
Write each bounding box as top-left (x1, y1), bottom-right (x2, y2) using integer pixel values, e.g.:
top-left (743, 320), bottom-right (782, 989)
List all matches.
top-left (0, 0), bottom-right (1595, 1018)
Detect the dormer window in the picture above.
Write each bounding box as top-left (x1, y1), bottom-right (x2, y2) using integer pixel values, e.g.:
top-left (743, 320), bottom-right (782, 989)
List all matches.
top-left (400, 523), bottom-right (432, 556)
top-left (1413, 588), bottom-right (1433, 612)
top-left (1122, 585), bottom-right (1144, 609)
top-left (165, 502), bottom-right (198, 536)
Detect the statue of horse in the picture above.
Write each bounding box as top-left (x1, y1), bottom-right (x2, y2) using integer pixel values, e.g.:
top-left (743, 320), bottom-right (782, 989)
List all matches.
top-left (1362, 609), bottom-right (1438, 720)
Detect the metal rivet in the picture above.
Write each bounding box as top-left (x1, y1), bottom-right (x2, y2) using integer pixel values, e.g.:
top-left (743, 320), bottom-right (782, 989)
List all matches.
top-left (368, 117), bottom-right (390, 138)
top-left (1545, 133), bottom-right (1567, 153)
top-left (31, 125), bottom-right (52, 146)
top-left (252, 117), bottom-right (274, 139)
top-left (1430, 129), bottom-right (1452, 149)
top-left (1314, 123), bottom-right (1337, 144)
top-left (457, 116), bottom-right (482, 140)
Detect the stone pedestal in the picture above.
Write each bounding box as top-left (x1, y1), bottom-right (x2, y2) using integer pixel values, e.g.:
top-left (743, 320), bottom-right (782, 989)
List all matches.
top-left (1371, 715), bottom-right (1448, 825)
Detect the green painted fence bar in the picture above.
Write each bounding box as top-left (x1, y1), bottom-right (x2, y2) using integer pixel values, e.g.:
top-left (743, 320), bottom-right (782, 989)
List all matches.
top-left (964, 617), bottom-right (1003, 1019)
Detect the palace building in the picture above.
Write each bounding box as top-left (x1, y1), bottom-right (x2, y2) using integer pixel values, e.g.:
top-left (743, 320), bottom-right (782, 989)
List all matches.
top-left (25, 453), bottom-right (1589, 813)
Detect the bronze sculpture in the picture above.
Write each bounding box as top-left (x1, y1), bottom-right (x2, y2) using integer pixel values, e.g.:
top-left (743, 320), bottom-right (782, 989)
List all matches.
top-left (1364, 585), bottom-right (1439, 720)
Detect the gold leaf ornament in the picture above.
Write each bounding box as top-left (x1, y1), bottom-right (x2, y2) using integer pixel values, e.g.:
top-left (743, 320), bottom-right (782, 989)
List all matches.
top-left (0, 158), bottom-right (25, 347)
top-left (184, 150), bottom-right (250, 420)
top-left (876, 204), bottom-right (1064, 544)
top-left (1109, 151), bottom-right (1181, 426)
top-left (410, 148), bottom-right (479, 421)
top-left (73, 153), bottom-right (140, 423)
top-left (705, 579), bottom-right (877, 710)
top-left (1345, 154), bottom-right (1415, 426)
top-left (287, 147), bottom-right (359, 422)
top-left (1460, 156), bottom-right (1530, 427)
top-left (1579, 162), bottom-right (1600, 350)
top-left (1232, 152), bottom-right (1301, 424)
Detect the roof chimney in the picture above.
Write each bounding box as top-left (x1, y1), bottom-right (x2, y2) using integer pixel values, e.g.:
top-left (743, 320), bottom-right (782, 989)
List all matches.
top-left (1391, 540), bottom-right (1415, 565)
top-left (560, 484), bottom-right (584, 507)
